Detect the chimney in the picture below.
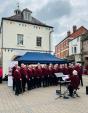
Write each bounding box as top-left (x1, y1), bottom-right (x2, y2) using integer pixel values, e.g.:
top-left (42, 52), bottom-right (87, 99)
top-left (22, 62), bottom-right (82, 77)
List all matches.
top-left (73, 25), bottom-right (77, 33)
top-left (67, 31), bottom-right (71, 37)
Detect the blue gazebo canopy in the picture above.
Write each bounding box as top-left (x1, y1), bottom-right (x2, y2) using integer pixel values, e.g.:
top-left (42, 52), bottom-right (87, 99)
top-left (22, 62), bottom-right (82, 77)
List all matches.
top-left (17, 52), bottom-right (68, 64)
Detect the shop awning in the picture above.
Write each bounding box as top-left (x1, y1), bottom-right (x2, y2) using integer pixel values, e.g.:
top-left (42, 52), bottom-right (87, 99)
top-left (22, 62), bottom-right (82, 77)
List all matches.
top-left (17, 52), bottom-right (68, 64)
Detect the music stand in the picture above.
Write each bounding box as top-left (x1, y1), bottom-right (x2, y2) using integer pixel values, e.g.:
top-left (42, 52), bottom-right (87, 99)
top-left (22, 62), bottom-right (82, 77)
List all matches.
top-left (55, 73), bottom-right (70, 99)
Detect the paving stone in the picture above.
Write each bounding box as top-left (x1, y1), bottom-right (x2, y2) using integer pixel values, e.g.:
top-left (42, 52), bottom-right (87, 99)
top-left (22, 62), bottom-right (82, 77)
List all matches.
top-left (0, 76), bottom-right (88, 113)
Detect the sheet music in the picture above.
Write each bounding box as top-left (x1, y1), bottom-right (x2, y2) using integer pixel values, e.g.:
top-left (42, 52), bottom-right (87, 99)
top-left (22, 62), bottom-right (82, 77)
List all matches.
top-left (55, 73), bottom-right (65, 77)
top-left (62, 75), bottom-right (69, 81)
top-left (55, 73), bottom-right (69, 81)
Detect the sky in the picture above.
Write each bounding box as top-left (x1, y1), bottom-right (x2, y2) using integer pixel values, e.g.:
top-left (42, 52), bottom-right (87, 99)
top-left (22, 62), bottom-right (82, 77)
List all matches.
top-left (0, 0), bottom-right (88, 52)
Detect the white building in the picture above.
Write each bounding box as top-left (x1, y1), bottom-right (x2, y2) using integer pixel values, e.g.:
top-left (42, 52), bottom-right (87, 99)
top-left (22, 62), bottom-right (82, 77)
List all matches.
top-left (0, 8), bottom-right (53, 77)
top-left (69, 36), bottom-right (82, 62)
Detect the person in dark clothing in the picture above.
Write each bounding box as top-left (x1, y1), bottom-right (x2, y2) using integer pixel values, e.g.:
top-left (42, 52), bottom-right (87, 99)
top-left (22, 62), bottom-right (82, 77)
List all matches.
top-left (36, 65), bottom-right (42, 88)
top-left (74, 64), bottom-right (83, 86)
top-left (67, 70), bottom-right (80, 97)
top-left (20, 64), bottom-right (27, 92)
top-left (14, 66), bottom-right (22, 96)
top-left (27, 65), bottom-right (34, 89)
top-left (62, 64), bottom-right (69, 75)
top-left (68, 64), bottom-right (74, 77)
top-left (48, 65), bottom-right (54, 86)
top-left (26, 65), bottom-right (31, 90)
top-left (42, 64), bottom-right (49, 87)
top-left (12, 64), bottom-right (18, 90)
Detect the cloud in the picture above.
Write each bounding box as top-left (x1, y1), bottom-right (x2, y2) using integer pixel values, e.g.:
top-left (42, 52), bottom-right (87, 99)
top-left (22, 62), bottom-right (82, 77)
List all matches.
top-left (34, 0), bottom-right (72, 51)
top-left (36, 0), bottom-right (72, 21)
top-left (0, 0), bottom-right (12, 13)
top-left (1, 0), bottom-right (88, 52)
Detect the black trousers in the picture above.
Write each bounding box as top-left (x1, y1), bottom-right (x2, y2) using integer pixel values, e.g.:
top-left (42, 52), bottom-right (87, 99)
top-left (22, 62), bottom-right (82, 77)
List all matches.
top-left (79, 75), bottom-right (83, 86)
top-left (68, 85), bottom-right (74, 96)
top-left (43, 76), bottom-right (48, 87)
top-left (22, 77), bottom-right (27, 92)
top-left (36, 77), bottom-right (40, 87)
top-left (27, 79), bottom-right (32, 90)
top-left (15, 80), bottom-right (21, 95)
top-left (13, 78), bottom-right (16, 90)
top-left (31, 77), bottom-right (36, 88)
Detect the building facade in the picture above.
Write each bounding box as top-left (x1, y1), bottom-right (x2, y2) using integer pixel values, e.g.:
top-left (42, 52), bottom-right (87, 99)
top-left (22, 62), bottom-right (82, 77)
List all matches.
top-left (69, 36), bottom-right (81, 62)
top-left (82, 33), bottom-right (88, 66)
top-left (55, 26), bottom-right (88, 59)
top-left (0, 8), bottom-right (53, 77)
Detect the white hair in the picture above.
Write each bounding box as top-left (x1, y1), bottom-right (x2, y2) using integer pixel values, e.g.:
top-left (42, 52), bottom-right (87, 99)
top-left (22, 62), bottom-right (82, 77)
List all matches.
top-left (73, 70), bottom-right (78, 75)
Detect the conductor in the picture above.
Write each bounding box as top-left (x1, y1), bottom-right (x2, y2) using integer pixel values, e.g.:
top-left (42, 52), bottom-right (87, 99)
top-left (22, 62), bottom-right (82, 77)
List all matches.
top-left (67, 70), bottom-right (80, 97)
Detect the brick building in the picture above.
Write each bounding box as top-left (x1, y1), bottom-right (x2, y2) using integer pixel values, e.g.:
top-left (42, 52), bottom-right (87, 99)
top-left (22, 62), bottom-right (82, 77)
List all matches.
top-left (55, 26), bottom-right (88, 59)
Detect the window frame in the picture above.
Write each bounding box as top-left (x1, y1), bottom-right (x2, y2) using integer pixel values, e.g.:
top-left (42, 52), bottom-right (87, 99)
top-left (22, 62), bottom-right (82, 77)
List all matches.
top-left (36, 37), bottom-right (42, 47)
top-left (17, 34), bottom-right (24, 46)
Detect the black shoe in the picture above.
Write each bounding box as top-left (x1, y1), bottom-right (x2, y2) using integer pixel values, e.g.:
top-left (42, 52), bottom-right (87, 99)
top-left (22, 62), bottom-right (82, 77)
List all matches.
top-left (76, 94), bottom-right (80, 97)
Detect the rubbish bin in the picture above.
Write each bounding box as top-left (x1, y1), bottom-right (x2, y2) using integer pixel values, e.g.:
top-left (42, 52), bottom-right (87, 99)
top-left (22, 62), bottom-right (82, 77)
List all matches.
top-left (86, 86), bottom-right (88, 94)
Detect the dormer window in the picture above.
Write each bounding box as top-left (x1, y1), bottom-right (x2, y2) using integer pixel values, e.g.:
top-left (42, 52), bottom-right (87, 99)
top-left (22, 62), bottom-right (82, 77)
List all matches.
top-left (22, 8), bottom-right (32, 21)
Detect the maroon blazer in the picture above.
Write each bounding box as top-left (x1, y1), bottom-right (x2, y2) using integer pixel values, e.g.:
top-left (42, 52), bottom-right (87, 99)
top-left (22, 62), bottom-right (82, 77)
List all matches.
top-left (69, 76), bottom-right (80, 90)
top-left (68, 67), bottom-right (73, 76)
top-left (14, 70), bottom-right (21, 80)
top-left (20, 67), bottom-right (27, 78)
top-left (42, 68), bottom-right (49, 76)
top-left (62, 67), bottom-right (69, 75)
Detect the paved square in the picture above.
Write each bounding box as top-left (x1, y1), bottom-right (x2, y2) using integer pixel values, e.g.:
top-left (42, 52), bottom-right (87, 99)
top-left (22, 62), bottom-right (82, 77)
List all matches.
top-left (0, 76), bottom-right (88, 113)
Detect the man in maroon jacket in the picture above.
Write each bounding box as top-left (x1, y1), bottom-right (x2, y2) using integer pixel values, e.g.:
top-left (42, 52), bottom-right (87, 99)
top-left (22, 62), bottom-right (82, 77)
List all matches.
top-left (48, 64), bottom-right (54, 86)
top-left (26, 65), bottom-right (32, 90)
top-left (32, 66), bottom-right (37, 88)
top-left (14, 66), bottom-right (22, 95)
top-left (36, 65), bottom-right (42, 88)
top-left (74, 64), bottom-right (83, 86)
top-left (53, 64), bottom-right (60, 85)
top-left (12, 64), bottom-right (18, 91)
top-left (67, 70), bottom-right (80, 97)
top-left (20, 64), bottom-right (27, 92)
top-left (42, 64), bottom-right (49, 87)
top-left (68, 64), bottom-right (74, 77)
top-left (62, 64), bottom-right (69, 75)
top-left (28, 65), bottom-right (35, 89)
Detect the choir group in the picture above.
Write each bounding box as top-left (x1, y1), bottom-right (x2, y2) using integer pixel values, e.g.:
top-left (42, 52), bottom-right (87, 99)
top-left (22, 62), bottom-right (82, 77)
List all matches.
top-left (12, 63), bottom-right (83, 96)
